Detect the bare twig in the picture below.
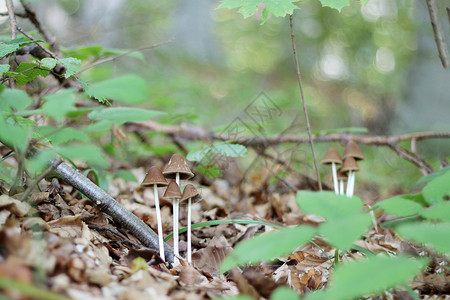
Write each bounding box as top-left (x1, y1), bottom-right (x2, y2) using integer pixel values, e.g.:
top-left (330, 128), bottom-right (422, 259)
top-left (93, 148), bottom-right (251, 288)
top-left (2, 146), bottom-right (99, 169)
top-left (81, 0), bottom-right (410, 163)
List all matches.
top-left (289, 15), bottom-right (322, 191)
top-left (425, 0), bottom-right (450, 68)
top-left (19, 0), bottom-right (60, 56)
top-left (16, 25), bottom-right (57, 59)
top-left (77, 40), bottom-right (173, 74)
top-left (5, 0), bottom-right (17, 39)
top-left (0, 10), bottom-right (27, 18)
top-left (388, 143), bottom-right (434, 175)
top-left (0, 65), bottom-right (38, 83)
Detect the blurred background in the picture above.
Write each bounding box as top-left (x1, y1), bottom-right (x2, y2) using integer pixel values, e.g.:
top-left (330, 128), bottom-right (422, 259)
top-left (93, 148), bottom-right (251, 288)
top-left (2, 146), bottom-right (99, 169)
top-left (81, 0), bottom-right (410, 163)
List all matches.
top-left (1, 0), bottom-right (449, 199)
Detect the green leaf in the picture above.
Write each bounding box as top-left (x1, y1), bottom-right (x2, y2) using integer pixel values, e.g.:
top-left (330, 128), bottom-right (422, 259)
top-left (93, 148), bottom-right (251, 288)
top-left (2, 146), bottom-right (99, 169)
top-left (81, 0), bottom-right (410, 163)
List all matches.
top-left (55, 144), bottom-right (109, 169)
top-left (416, 166), bottom-right (450, 184)
top-left (220, 226), bottom-right (316, 272)
top-left (217, 0), bottom-right (299, 20)
top-left (420, 201), bottom-right (450, 222)
top-left (320, 0), bottom-right (351, 12)
top-left (395, 222), bottom-right (450, 254)
top-left (88, 107), bottom-right (163, 125)
top-left (85, 74), bottom-right (149, 104)
top-left (296, 191), bottom-right (364, 220)
top-left (324, 255), bottom-right (428, 300)
top-left (40, 58), bottom-right (58, 69)
top-left (0, 63), bottom-right (10, 75)
top-left (195, 165), bottom-right (222, 178)
top-left (114, 169), bottom-right (138, 182)
top-left (187, 148), bottom-right (211, 162)
top-left (270, 286), bottom-right (300, 300)
top-left (0, 116), bottom-right (30, 152)
top-left (0, 277), bottom-right (70, 300)
top-left (41, 89), bottom-right (76, 121)
top-left (58, 57), bottom-right (81, 78)
top-left (14, 62), bottom-right (49, 86)
top-left (211, 142), bottom-right (248, 157)
top-left (375, 195), bottom-right (425, 217)
top-left (38, 126), bottom-right (90, 144)
top-left (0, 88), bottom-right (33, 111)
top-left (422, 171), bottom-right (450, 205)
top-left (26, 149), bottom-right (53, 174)
top-left (319, 213), bottom-right (372, 250)
top-left (0, 38), bottom-right (41, 59)
top-left (215, 296), bottom-right (254, 300)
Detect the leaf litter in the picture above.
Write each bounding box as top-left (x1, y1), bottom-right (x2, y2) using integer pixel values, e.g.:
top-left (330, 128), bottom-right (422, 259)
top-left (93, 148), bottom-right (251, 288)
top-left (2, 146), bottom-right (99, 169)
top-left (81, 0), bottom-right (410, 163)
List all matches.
top-left (0, 164), bottom-right (449, 299)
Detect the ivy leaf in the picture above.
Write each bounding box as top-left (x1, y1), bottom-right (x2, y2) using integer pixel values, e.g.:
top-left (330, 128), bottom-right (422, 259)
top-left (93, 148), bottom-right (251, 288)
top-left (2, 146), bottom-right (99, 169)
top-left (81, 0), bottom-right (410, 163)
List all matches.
top-left (217, 0), bottom-right (299, 21)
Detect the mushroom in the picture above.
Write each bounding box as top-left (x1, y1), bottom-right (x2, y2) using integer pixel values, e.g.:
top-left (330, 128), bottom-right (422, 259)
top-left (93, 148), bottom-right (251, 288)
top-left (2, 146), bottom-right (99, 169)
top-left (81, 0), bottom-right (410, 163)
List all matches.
top-left (141, 166), bottom-right (168, 261)
top-left (341, 157), bottom-right (359, 197)
top-left (163, 180), bottom-right (182, 263)
top-left (342, 141), bottom-right (364, 197)
top-left (180, 184), bottom-right (202, 263)
top-left (336, 167), bottom-right (348, 196)
top-left (162, 154), bottom-right (194, 264)
top-left (321, 148), bottom-right (343, 194)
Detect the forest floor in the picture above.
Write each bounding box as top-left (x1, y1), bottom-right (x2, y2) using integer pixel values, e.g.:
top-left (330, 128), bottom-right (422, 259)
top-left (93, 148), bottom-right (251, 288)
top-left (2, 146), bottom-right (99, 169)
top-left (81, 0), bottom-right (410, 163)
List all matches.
top-left (0, 163), bottom-right (449, 300)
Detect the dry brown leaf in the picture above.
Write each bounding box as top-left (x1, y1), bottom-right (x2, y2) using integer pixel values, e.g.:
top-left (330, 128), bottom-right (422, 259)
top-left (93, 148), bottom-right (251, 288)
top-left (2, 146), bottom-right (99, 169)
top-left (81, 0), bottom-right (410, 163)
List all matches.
top-left (0, 194), bottom-right (30, 217)
top-left (229, 269), bottom-right (260, 299)
top-left (192, 241), bottom-right (232, 277)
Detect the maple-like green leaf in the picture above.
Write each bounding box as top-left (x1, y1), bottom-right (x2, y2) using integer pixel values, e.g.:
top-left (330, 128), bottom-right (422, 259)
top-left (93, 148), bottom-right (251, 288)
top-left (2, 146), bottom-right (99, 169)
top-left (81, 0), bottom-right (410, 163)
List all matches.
top-left (217, 0), bottom-right (299, 21)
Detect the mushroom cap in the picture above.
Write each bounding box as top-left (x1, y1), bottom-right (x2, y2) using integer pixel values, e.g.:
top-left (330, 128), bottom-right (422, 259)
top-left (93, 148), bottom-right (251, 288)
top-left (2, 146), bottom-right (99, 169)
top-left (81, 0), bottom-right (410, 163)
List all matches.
top-left (336, 168), bottom-right (348, 181)
top-left (321, 147), bottom-right (342, 165)
top-left (163, 181), bottom-right (182, 199)
top-left (341, 157), bottom-right (360, 173)
top-left (163, 154), bottom-right (194, 180)
top-left (180, 184), bottom-right (202, 204)
top-left (343, 140), bottom-right (365, 160)
top-left (141, 166), bottom-right (168, 187)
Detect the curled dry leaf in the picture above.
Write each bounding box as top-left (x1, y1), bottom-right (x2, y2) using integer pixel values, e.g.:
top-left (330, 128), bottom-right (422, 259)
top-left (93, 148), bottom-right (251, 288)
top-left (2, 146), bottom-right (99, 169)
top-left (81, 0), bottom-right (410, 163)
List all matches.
top-left (0, 194), bottom-right (30, 217)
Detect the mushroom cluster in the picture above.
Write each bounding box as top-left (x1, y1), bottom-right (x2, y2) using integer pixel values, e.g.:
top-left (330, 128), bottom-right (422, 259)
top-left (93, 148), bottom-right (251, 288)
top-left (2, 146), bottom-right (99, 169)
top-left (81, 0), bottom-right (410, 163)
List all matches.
top-left (140, 154), bottom-right (201, 265)
top-left (321, 140), bottom-right (364, 197)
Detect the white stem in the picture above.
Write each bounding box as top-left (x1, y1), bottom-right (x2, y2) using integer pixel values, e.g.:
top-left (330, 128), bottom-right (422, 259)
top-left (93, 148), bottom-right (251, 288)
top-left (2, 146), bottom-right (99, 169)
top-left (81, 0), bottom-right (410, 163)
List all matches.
top-left (339, 180), bottom-right (344, 196)
top-left (350, 172), bottom-right (356, 197)
top-left (176, 173), bottom-right (180, 186)
top-left (154, 184), bottom-right (165, 262)
top-left (331, 163), bottom-right (339, 194)
top-left (346, 171), bottom-right (352, 197)
top-left (173, 198), bottom-right (179, 264)
top-left (187, 198), bottom-right (192, 263)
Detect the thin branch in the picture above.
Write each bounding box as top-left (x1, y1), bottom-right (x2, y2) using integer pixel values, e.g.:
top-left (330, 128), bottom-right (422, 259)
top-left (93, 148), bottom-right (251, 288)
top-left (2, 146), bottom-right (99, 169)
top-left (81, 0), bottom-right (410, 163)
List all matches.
top-left (5, 0), bottom-right (17, 39)
top-left (0, 11), bottom-right (27, 18)
top-left (425, 0), bottom-right (450, 68)
top-left (387, 143), bottom-right (434, 175)
top-left (16, 25), bottom-right (57, 59)
top-left (19, 0), bottom-right (60, 56)
top-left (77, 40), bottom-right (173, 75)
top-left (0, 65), bottom-right (38, 83)
top-left (289, 15), bottom-right (322, 191)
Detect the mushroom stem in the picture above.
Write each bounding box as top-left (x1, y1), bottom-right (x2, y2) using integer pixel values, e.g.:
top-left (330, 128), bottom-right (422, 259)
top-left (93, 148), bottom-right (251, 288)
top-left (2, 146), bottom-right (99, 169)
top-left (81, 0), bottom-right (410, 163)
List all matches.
top-left (153, 183), bottom-right (165, 261)
top-left (331, 162), bottom-right (339, 194)
top-left (176, 173), bottom-right (180, 186)
top-left (173, 198), bottom-right (179, 260)
top-left (187, 197), bottom-right (192, 263)
top-left (349, 172), bottom-right (356, 197)
top-left (346, 171), bottom-right (353, 197)
top-left (339, 179), bottom-right (344, 196)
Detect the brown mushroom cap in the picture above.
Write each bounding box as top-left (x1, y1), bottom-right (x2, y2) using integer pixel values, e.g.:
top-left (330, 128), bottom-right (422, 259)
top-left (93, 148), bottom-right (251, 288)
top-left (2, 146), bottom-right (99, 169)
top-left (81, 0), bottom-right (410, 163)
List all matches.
top-left (180, 184), bottom-right (201, 204)
top-left (343, 140), bottom-right (365, 161)
top-left (163, 154), bottom-right (194, 180)
top-left (141, 166), bottom-right (168, 187)
top-left (163, 181), bottom-right (182, 199)
top-left (336, 168), bottom-right (348, 181)
top-left (321, 147), bottom-right (343, 165)
top-left (341, 157), bottom-right (360, 173)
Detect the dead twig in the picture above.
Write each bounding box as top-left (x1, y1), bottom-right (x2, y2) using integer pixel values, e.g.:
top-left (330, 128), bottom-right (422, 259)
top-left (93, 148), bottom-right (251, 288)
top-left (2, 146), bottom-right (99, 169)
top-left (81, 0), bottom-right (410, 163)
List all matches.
top-left (16, 25), bottom-right (58, 59)
top-left (425, 0), bottom-right (450, 68)
top-left (289, 15), bottom-right (322, 191)
top-left (77, 40), bottom-right (173, 75)
top-left (5, 0), bottom-right (17, 39)
top-left (387, 143), bottom-right (434, 175)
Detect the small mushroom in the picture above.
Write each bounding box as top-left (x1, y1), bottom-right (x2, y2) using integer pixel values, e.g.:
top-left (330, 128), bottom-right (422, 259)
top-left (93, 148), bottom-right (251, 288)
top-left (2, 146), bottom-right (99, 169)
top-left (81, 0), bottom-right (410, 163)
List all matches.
top-left (341, 157), bottom-right (359, 197)
top-left (163, 180), bottom-right (182, 264)
top-left (163, 154), bottom-right (194, 186)
top-left (343, 141), bottom-right (364, 197)
top-left (180, 184), bottom-right (202, 263)
top-left (141, 166), bottom-right (168, 261)
top-left (321, 148), bottom-right (343, 194)
top-left (336, 167), bottom-right (348, 196)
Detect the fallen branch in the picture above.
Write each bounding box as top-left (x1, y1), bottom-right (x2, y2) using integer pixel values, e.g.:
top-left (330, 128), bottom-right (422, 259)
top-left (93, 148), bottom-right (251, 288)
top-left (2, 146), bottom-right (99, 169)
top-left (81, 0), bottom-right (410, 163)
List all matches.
top-left (425, 0), bottom-right (450, 68)
top-left (0, 141), bottom-right (174, 263)
top-left (135, 121), bottom-right (450, 174)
